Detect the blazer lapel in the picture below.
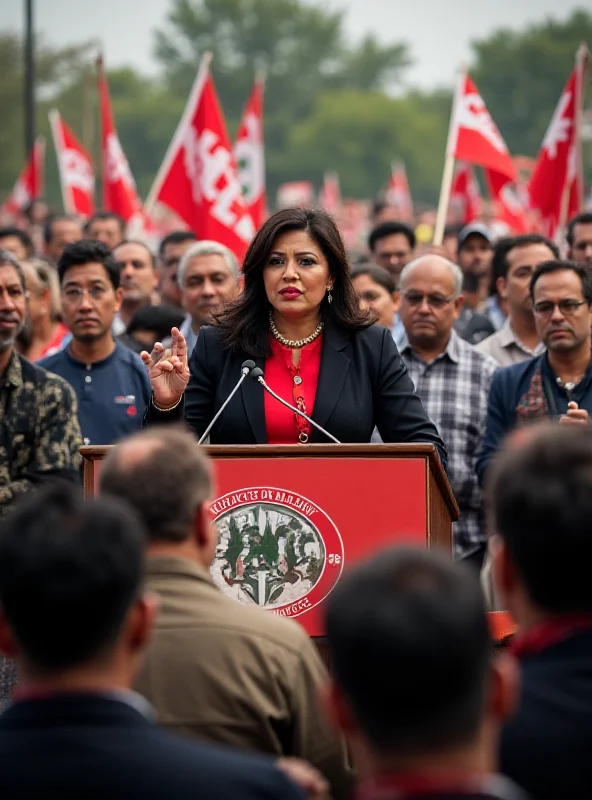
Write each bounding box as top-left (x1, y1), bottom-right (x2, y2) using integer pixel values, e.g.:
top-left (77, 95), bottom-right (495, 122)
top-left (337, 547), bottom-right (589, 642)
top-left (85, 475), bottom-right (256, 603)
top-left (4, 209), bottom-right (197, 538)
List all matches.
top-left (240, 355), bottom-right (268, 443)
top-left (311, 323), bottom-right (350, 439)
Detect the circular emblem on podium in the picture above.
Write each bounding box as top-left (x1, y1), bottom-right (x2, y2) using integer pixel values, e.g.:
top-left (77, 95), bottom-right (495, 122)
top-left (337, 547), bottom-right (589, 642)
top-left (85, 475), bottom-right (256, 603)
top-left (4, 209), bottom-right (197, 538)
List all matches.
top-left (210, 487), bottom-right (344, 618)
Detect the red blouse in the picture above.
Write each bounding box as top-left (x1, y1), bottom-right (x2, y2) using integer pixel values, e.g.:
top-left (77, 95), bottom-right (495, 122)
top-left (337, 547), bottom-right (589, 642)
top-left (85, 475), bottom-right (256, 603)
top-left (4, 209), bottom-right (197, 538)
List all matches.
top-left (265, 335), bottom-right (323, 444)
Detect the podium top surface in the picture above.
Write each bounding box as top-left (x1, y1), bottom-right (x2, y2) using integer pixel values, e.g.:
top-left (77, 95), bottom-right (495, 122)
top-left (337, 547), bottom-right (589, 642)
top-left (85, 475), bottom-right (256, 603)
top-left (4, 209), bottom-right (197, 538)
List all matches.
top-left (80, 442), bottom-right (459, 520)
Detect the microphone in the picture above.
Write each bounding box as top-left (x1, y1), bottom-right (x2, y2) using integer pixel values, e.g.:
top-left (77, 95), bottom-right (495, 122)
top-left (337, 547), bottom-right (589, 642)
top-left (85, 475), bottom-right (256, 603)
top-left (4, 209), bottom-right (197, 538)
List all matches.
top-left (198, 360), bottom-right (256, 445)
top-left (250, 368), bottom-right (341, 444)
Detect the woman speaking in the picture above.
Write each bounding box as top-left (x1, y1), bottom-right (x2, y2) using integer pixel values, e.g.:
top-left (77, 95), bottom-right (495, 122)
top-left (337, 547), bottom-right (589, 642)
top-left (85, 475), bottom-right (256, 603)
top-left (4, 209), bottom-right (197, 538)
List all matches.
top-left (143, 208), bottom-right (445, 460)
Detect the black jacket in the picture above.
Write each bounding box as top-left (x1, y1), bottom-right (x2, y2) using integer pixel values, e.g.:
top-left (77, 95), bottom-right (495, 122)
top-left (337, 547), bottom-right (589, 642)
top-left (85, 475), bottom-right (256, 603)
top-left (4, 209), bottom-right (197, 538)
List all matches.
top-left (501, 627), bottom-right (592, 799)
top-left (146, 322), bottom-right (446, 461)
top-left (0, 694), bottom-right (303, 800)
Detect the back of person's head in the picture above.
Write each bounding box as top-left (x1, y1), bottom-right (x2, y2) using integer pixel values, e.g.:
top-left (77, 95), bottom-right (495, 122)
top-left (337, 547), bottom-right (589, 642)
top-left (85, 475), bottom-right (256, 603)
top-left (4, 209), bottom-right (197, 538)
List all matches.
top-left (0, 484), bottom-right (146, 674)
top-left (99, 426), bottom-right (213, 545)
top-left (368, 221), bottom-right (416, 253)
top-left (58, 239), bottom-right (120, 289)
top-left (325, 547), bottom-right (494, 758)
top-left (489, 424), bottom-right (592, 615)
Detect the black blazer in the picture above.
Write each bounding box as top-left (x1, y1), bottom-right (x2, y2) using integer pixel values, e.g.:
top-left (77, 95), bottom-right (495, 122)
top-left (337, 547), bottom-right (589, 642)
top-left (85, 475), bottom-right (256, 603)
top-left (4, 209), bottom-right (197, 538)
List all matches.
top-left (0, 694), bottom-right (304, 799)
top-left (146, 322), bottom-right (446, 461)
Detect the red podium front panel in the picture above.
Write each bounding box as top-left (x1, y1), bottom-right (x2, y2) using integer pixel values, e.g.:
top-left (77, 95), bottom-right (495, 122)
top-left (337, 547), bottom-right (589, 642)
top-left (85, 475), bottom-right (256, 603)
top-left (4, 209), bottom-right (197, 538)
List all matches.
top-left (209, 456), bottom-right (428, 635)
top-left (81, 444), bottom-right (456, 637)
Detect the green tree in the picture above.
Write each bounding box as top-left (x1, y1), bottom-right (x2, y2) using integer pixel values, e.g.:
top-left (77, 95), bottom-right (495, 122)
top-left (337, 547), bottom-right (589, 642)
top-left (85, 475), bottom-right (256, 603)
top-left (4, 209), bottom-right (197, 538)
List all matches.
top-left (470, 10), bottom-right (592, 159)
top-left (285, 535), bottom-right (298, 573)
top-left (282, 89), bottom-right (450, 203)
top-left (153, 0), bottom-right (411, 199)
top-left (0, 33), bottom-right (94, 199)
top-left (224, 517), bottom-right (244, 577)
top-left (260, 518), bottom-right (279, 567)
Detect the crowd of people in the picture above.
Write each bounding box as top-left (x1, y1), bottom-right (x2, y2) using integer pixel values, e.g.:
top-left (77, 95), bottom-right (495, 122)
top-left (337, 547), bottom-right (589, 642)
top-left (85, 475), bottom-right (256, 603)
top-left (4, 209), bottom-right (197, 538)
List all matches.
top-left (0, 199), bottom-right (592, 797)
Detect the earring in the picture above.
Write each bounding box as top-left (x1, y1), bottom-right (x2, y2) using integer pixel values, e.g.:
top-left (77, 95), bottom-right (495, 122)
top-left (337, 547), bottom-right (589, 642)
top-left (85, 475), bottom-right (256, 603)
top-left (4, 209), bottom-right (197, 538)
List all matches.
top-left (327, 288), bottom-right (333, 305)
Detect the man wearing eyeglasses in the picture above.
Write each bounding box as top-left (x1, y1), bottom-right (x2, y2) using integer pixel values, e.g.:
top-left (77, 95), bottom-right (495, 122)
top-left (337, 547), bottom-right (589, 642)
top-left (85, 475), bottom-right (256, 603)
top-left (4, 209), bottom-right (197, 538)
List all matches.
top-left (40, 240), bottom-right (151, 445)
top-left (477, 259), bottom-right (592, 486)
top-left (397, 254), bottom-right (498, 569)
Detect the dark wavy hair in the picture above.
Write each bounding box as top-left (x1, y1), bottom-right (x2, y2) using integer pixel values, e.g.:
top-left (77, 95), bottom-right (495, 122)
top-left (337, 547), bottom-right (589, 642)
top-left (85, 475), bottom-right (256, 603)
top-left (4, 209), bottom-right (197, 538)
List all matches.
top-left (217, 208), bottom-right (371, 356)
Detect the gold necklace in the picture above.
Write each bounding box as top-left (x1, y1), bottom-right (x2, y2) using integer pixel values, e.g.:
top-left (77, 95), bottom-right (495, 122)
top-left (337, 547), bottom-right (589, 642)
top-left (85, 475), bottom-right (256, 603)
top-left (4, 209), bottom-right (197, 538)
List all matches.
top-left (269, 310), bottom-right (324, 348)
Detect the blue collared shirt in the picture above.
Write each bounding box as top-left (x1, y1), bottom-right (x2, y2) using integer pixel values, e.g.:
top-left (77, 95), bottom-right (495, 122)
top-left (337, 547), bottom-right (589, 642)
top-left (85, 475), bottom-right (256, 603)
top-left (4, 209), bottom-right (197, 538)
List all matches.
top-left (391, 313), bottom-right (406, 350)
top-left (40, 343), bottom-right (151, 445)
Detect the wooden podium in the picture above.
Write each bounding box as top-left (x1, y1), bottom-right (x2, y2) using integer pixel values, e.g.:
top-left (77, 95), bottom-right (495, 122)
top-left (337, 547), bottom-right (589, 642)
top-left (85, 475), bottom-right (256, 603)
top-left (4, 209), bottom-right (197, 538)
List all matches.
top-left (81, 443), bottom-right (458, 637)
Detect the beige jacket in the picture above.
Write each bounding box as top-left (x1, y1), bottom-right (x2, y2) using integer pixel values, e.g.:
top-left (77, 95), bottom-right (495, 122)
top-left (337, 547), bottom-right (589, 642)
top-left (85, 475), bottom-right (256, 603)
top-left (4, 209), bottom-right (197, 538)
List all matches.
top-left (136, 556), bottom-right (352, 799)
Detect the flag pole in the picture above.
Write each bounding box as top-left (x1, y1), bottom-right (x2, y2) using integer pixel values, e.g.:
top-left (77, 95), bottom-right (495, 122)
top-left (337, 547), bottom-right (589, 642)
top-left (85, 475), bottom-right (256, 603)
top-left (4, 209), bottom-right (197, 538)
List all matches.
top-left (433, 64), bottom-right (465, 246)
top-left (48, 109), bottom-right (72, 214)
top-left (575, 43), bottom-right (589, 211)
top-left (144, 51), bottom-right (213, 217)
top-left (557, 43), bottom-right (589, 236)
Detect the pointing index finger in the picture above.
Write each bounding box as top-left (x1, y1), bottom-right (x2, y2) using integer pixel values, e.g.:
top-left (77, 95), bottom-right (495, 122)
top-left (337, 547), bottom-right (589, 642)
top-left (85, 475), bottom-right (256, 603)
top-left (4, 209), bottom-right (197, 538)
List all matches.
top-left (172, 327), bottom-right (188, 363)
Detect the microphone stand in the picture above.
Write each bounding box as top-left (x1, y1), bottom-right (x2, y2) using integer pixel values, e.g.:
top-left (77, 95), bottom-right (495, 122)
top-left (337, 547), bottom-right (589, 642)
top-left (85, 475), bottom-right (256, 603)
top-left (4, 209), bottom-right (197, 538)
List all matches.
top-left (251, 369), bottom-right (341, 444)
top-left (198, 360), bottom-right (255, 445)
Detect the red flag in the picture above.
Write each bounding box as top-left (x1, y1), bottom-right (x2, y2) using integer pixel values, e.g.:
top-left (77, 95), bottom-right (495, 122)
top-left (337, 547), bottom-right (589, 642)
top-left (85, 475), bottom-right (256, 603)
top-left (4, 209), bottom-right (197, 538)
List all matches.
top-left (385, 161), bottom-right (413, 220)
top-left (145, 55), bottom-right (255, 263)
top-left (2, 136), bottom-right (45, 215)
top-left (49, 110), bottom-right (95, 218)
top-left (319, 172), bottom-right (342, 215)
top-left (450, 162), bottom-right (482, 224)
top-left (276, 181), bottom-right (315, 209)
top-left (528, 68), bottom-right (578, 237)
top-left (97, 56), bottom-right (142, 224)
top-left (449, 75), bottom-right (517, 182)
top-left (233, 76), bottom-right (266, 230)
top-left (486, 169), bottom-right (528, 234)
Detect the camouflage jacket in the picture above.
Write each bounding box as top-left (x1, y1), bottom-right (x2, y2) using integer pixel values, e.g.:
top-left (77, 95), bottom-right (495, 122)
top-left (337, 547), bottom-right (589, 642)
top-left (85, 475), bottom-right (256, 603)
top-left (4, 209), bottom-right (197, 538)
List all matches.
top-left (0, 351), bottom-right (82, 516)
top-left (0, 656), bottom-right (17, 710)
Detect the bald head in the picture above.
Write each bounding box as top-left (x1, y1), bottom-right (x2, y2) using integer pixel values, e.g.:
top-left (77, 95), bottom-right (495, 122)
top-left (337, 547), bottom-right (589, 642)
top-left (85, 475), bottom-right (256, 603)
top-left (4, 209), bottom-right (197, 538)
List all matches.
top-left (398, 254), bottom-right (464, 355)
top-left (399, 254), bottom-right (463, 298)
top-left (99, 426), bottom-right (212, 544)
top-left (107, 434), bottom-right (165, 473)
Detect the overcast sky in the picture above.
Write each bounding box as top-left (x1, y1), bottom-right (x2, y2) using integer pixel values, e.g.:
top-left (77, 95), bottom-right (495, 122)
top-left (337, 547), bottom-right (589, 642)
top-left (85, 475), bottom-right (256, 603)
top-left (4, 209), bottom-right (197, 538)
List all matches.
top-left (0, 0), bottom-right (586, 89)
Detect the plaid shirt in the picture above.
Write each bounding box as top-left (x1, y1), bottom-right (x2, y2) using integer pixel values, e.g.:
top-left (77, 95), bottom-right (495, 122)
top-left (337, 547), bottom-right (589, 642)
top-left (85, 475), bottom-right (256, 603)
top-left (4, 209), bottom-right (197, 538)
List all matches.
top-left (399, 330), bottom-right (498, 559)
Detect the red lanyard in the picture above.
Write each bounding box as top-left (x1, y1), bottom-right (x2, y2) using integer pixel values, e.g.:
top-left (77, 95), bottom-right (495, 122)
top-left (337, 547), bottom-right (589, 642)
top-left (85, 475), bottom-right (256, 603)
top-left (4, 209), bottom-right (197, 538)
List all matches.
top-left (288, 360), bottom-right (310, 443)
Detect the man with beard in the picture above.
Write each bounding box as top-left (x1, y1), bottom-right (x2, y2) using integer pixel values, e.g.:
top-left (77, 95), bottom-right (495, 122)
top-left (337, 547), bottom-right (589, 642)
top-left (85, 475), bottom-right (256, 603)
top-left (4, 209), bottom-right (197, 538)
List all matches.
top-left (40, 240), bottom-right (150, 445)
top-left (0, 249), bottom-right (81, 519)
top-left (477, 259), bottom-right (592, 485)
top-left (456, 224), bottom-right (494, 308)
top-left (175, 241), bottom-right (240, 355)
top-left (111, 241), bottom-right (159, 336)
top-left (453, 224), bottom-right (497, 344)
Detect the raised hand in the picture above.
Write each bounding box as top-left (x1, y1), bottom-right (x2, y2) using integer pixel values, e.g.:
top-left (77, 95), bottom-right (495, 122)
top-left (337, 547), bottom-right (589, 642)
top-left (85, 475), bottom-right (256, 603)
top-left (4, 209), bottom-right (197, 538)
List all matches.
top-left (559, 401), bottom-right (589, 426)
top-left (141, 327), bottom-right (190, 409)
